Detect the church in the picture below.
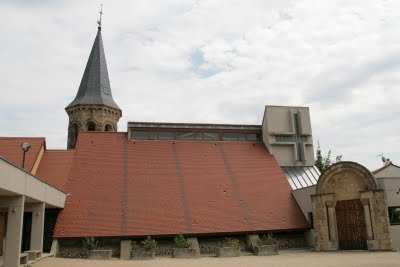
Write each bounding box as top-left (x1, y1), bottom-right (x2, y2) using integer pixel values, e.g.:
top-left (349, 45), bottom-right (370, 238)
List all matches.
top-left (0, 21), bottom-right (399, 266)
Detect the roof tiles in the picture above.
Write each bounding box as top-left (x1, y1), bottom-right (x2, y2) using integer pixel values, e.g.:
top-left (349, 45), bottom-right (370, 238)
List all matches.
top-left (53, 132), bottom-right (309, 238)
top-left (0, 137), bottom-right (45, 172)
top-left (35, 150), bottom-right (75, 191)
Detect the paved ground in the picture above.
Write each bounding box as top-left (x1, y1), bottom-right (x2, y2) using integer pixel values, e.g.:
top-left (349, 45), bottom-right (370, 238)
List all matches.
top-left (32, 251), bottom-right (400, 267)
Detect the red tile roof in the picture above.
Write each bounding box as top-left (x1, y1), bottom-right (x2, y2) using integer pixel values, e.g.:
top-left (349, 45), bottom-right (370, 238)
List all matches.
top-left (0, 137), bottom-right (45, 172)
top-left (53, 132), bottom-right (308, 238)
top-left (35, 150), bottom-right (75, 191)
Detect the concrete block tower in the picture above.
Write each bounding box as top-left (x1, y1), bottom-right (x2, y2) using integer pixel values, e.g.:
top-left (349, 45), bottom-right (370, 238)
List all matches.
top-left (65, 21), bottom-right (122, 149)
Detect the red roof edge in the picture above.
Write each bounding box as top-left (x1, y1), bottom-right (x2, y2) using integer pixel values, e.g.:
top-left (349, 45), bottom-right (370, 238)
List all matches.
top-left (372, 162), bottom-right (400, 174)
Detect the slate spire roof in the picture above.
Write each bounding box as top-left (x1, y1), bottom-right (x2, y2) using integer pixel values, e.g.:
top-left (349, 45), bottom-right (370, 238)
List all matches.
top-left (66, 27), bottom-right (121, 110)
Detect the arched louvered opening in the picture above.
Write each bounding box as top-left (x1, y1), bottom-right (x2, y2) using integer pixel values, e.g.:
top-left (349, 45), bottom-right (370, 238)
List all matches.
top-left (105, 124), bottom-right (113, 132)
top-left (87, 121), bottom-right (96, 131)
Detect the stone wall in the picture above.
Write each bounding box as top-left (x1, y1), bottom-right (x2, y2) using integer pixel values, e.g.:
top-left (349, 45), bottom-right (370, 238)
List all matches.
top-left (66, 104), bottom-right (122, 148)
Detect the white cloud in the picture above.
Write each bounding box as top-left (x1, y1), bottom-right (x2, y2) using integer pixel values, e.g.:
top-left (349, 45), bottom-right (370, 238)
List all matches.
top-left (0, 0), bottom-right (399, 170)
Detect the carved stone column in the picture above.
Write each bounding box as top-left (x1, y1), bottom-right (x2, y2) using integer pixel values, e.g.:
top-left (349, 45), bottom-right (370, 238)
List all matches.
top-left (361, 198), bottom-right (373, 240)
top-left (326, 200), bottom-right (337, 243)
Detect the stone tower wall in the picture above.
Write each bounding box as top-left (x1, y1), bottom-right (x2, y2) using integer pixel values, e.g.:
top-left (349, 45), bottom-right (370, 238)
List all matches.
top-left (66, 105), bottom-right (122, 149)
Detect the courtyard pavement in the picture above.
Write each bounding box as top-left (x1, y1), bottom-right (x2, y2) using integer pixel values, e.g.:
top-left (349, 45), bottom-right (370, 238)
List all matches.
top-left (32, 250), bottom-right (400, 267)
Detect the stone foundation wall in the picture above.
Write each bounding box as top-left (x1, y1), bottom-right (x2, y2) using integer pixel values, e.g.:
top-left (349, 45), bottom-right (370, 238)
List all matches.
top-left (57, 232), bottom-right (309, 259)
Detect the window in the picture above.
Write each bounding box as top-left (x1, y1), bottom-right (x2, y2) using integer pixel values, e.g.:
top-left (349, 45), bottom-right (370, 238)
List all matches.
top-left (246, 133), bottom-right (259, 141)
top-left (158, 131), bottom-right (175, 140)
top-left (178, 132), bottom-right (196, 140)
top-left (276, 135), bottom-right (307, 143)
top-left (132, 131), bottom-right (175, 140)
top-left (297, 143), bottom-right (303, 161)
top-left (223, 132), bottom-right (261, 141)
top-left (389, 207), bottom-right (400, 225)
top-left (132, 131), bottom-right (148, 140)
top-left (203, 132), bottom-right (219, 141)
top-left (105, 124), bottom-right (113, 131)
top-left (87, 121), bottom-right (96, 131)
top-left (293, 113), bottom-right (301, 134)
top-left (178, 132), bottom-right (218, 141)
top-left (223, 133), bottom-right (238, 141)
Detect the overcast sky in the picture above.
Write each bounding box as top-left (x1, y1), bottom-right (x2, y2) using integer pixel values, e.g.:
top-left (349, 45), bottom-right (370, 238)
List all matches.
top-left (0, 0), bottom-right (399, 170)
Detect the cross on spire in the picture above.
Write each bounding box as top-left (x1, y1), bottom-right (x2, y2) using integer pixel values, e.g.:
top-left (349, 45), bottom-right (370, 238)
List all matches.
top-left (97, 4), bottom-right (103, 30)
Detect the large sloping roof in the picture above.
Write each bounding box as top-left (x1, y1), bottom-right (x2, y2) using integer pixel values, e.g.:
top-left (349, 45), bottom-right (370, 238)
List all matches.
top-left (53, 132), bottom-right (308, 238)
top-left (0, 137), bottom-right (45, 172)
top-left (35, 150), bottom-right (75, 191)
top-left (65, 29), bottom-right (120, 110)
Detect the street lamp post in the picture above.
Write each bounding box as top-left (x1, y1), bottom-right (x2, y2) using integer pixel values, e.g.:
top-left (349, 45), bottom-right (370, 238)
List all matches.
top-left (20, 142), bottom-right (31, 169)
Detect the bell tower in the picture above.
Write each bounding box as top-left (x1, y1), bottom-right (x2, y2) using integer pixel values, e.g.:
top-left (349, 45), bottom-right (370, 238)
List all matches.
top-left (65, 10), bottom-right (122, 149)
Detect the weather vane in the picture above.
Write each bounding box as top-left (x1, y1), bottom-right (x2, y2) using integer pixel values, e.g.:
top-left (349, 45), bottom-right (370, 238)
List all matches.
top-left (97, 4), bottom-right (103, 30)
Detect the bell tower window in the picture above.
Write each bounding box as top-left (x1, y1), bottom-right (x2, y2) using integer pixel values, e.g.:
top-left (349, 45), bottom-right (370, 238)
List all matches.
top-left (87, 121), bottom-right (96, 131)
top-left (105, 124), bottom-right (113, 132)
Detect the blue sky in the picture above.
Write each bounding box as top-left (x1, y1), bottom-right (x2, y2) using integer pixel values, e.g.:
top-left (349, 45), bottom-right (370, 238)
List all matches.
top-left (0, 0), bottom-right (399, 170)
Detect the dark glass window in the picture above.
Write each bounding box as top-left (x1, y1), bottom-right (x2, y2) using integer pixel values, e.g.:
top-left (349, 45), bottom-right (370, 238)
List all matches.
top-left (178, 132), bottom-right (195, 140)
top-left (276, 135), bottom-right (306, 143)
top-left (194, 132), bottom-right (203, 141)
top-left (223, 133), bottom-right (238, 141)
top-left (389, 207), bottom-right (400, 225)
top-left (132, 131), bottom-right (148, 140)
top-left (293, 113), bottom-right (301, 134)
top-left (148, 132), bottom-right (158, 140)
top-left (297, 143), bottom-right (303, 161)
top-left (203, 132), bottom-right (219, 141)
top-left (246, 133), bottom-right (259, 141)
top-left (158, 131), bottom-right (175, 140)
top-left (238, 134), bottom-right (247, 141)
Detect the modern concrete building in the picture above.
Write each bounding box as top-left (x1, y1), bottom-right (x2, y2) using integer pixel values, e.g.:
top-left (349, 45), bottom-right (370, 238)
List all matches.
top-left (0, 157), bottom-right (66, 267)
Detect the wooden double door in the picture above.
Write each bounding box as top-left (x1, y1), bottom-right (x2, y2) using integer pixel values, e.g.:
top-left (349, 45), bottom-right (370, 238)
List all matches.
top-left (335, 199), bottom-right (367, 250)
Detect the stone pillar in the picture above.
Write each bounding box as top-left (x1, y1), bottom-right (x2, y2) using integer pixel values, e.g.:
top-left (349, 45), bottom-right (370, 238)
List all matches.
top-left (187, 237), bottom-right (200, 258)
top-left (4, 196), bottom-right (25, 267)
top-left (30, 202), bottom-right (45, 251)
top-left (120, 240), bottom-right (131, 260)
top-left (50, 239), bottom-right (60, 257)
top-left (246, 234), bottom-right (260, 252)
top-left (361, 198), bottom-right (373, 240)
top-left (326, 201), bottom-right (337, 243)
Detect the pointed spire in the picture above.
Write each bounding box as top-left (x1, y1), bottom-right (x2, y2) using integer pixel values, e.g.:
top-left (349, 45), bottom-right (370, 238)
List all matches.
top-left (66, 10), bottom-right (120, 111)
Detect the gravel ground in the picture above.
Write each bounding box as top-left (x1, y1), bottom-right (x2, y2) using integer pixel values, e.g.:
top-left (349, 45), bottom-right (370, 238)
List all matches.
top-left (32, 251), bottom-right (400, 267)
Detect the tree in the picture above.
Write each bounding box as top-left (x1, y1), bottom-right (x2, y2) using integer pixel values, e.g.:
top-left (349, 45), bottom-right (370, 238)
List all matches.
top-left (315, 141), bottom-right (342, 173)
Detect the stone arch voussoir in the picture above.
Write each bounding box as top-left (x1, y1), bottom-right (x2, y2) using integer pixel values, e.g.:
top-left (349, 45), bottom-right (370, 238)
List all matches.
top-left (316, 161), bottom-right (378, 195)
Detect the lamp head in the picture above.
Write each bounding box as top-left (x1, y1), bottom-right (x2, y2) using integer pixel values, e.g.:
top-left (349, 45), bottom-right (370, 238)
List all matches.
top-left (20, 142), bottom-right (31, 152)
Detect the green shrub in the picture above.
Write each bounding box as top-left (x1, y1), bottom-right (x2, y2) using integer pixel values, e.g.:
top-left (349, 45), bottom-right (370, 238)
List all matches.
top-left (82, 237), bottom-right (98, 251)
top-left (258, 233), bottom-right (277, 246)
top-left (174, 234), bottom-right (190, 248)
top-left (223, 237), bottom-right (240, 247)
top-left (131, 241), bottom-right (140, 251)
top-left (142, 236), bottom-right (157, 251)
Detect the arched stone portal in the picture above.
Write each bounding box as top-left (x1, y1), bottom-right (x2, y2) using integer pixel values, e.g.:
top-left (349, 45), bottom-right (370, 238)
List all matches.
top-left (312, 162), bottom-right (391, 251)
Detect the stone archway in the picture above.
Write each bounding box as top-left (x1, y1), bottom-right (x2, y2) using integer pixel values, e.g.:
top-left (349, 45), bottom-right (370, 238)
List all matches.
top-left (312, 162), bottom-right (391, 251)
